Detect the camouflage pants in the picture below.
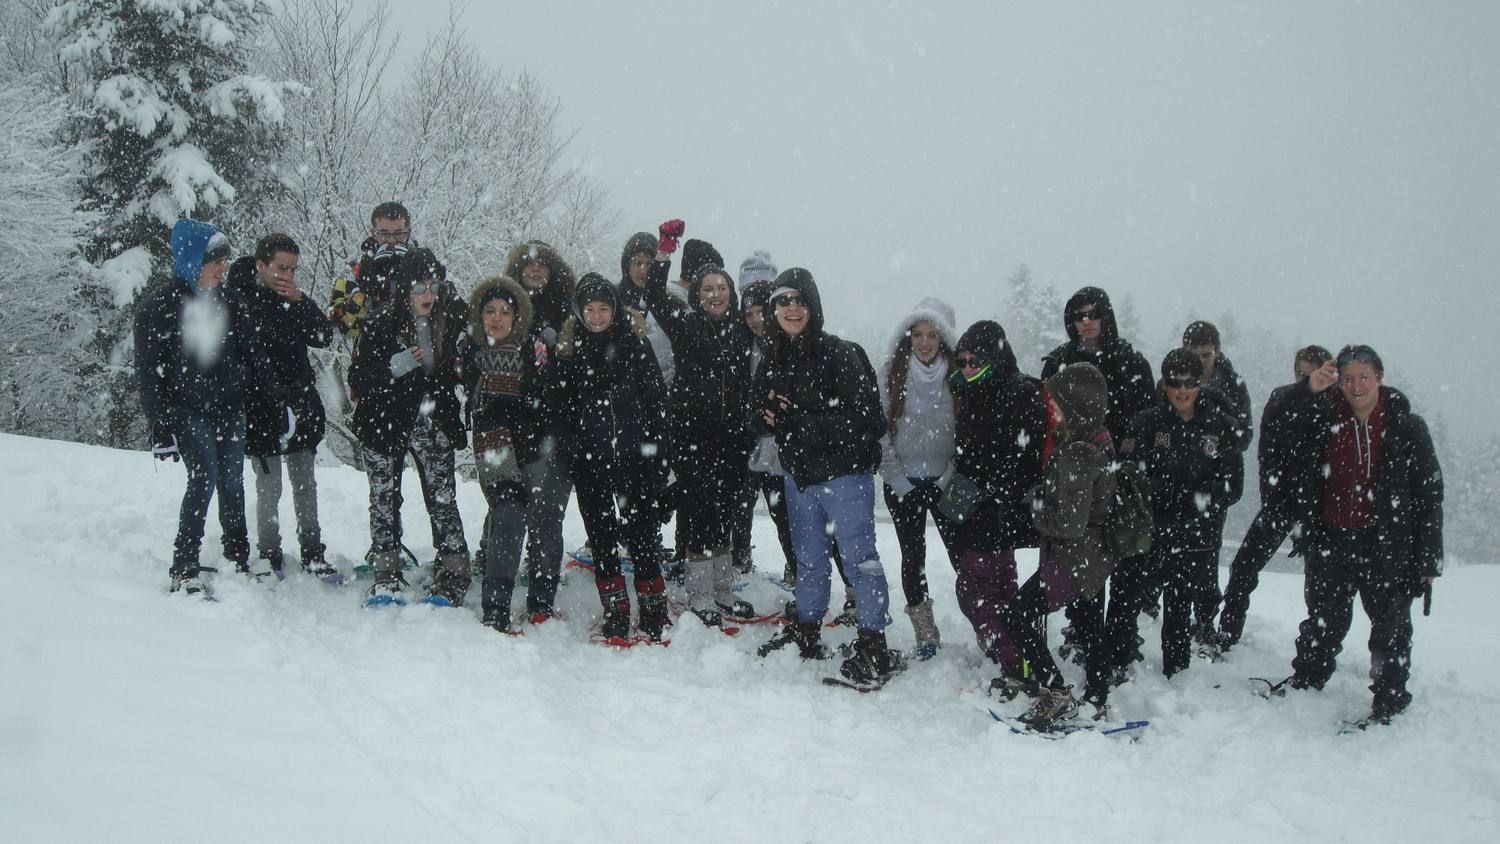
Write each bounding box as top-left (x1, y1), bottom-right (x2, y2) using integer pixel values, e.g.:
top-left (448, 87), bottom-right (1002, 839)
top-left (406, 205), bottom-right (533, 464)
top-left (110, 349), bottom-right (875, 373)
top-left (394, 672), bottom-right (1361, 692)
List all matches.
top-left (364, 417), bottom-right (468, 565)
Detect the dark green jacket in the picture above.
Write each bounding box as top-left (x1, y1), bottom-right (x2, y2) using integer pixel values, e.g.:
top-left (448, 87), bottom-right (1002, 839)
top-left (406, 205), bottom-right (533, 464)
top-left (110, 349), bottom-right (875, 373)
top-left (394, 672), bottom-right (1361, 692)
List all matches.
top-left (1036, 363), bottom-right (1117, 596)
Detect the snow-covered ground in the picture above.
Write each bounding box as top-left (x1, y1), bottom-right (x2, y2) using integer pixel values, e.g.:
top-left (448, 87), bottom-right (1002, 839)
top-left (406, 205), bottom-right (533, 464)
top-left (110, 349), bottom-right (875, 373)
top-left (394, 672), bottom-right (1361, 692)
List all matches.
top-left (1, 432), bottom-right (1496, 842)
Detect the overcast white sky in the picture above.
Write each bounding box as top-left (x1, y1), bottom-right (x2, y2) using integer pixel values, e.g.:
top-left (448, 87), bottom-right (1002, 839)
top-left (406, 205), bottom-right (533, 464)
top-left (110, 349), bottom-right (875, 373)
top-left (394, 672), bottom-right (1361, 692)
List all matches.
top-left (366, 0), bottom-right (1497, 440)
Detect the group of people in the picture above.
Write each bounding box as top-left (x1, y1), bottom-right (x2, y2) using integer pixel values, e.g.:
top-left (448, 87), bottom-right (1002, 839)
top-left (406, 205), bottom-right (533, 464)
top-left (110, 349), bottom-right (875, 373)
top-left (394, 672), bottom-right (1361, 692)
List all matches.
top-left (134, 210), bottom-right (1444, 730)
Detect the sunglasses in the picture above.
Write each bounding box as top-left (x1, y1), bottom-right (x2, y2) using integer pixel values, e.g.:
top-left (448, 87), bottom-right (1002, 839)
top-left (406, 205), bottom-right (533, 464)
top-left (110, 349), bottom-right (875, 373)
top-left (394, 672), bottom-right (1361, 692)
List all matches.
top-left (773, 294), bottom-right (807, 309)
top-left (1068, 309), bottom-right (1101, 322)
top-left (956, 354), bottom-right (983, 367)
top-left (410, 281), bottom-right (447, 295)
top-left (1164, 377), bottom-right (1201, 390)
top-left (1336, 349), bottom-right (1379, 367)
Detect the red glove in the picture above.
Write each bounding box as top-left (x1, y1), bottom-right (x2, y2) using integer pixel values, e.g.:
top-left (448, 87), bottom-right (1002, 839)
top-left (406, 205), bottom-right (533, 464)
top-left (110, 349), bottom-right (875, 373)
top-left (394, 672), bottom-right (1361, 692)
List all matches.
top-left (658, 219), bottom-right (686, 254)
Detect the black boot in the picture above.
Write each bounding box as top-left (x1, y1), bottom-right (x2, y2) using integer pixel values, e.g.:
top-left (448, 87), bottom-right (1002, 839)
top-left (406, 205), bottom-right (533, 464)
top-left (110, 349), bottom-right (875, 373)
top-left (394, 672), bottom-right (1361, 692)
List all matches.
top-left (838, 630), bottom-right (906, 687)
top-left (636, 576), bottom-right (670, 642)
top-left (757, 621), bottom-right (830, 659)
top-left (596, 574), bottom-right (631, 641)
top-left (481, 577), bottom-right (516, 632)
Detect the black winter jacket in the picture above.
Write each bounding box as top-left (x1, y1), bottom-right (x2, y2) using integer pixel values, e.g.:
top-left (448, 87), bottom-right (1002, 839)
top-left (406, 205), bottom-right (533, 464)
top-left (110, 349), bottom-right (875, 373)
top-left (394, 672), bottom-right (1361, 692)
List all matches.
top-left (134, 273), bottom-right (273, 432)
top-left (750, 269), bottom-right (886, 490)
top-left (228, 257), bottom-right (334, 457)
top-left (1207, 353), bottom-right (1253, 452)
top-left (641, 258), bottom-right (755, 449)
top-left (349, 303), bottom-right (467, 458)
top-left (1123, 396), bottom-right (1245, 552)
top-left (1286, 383), bottom-right (1444, 583)
top-left (1040, 287), bottom-right (1156, 441)
top-left (544, 302), bottom-right (670, 498)
top-left (1255, 378), bottom-right (1326, 516)
top-left (952, 352), bottom-right (1045, 549)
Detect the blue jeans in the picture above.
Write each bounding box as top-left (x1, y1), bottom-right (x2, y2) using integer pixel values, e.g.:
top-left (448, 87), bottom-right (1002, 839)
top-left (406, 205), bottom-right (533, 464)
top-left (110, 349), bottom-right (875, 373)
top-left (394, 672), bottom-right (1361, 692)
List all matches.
top-left (173, 412), bottom-right (249, 572)
top-left (784, 473), bottom-right (890, 631)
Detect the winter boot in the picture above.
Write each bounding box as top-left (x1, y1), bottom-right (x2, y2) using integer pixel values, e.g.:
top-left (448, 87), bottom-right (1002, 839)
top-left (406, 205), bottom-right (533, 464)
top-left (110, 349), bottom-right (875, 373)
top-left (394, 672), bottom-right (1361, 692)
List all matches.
top-left (905, 598), bottom-right (942, 660)
top-left (364, 567), bottom-right (409, 607)
top-left (1019, 684), bottom-right (1080, 730)
top-left (300, 542), bottom-right (344, 584)
top-left (426, 552), bottom-right (471, 607)
top-left (712, 551), bottom-right (755, 619)
top-left (1057, 623), bottom-right (1088, 666)
top-left (685, 553), bottom-right (721, 626)
top-left (838, 630), bottom-right (906, 688)
top-left (782, 563), bottom-right (797, 589)
top-left (595, 574), bottom-right (632, 642)
top-left (481, 577), bottom-right (516, 633)
top-left (260, 547), bottom-right (286, 575)
top-left (830, 594), bottom-right (859, 627)
top-left (732, 546), bottom-right (755, 576)
top-left (987, 662), bottom-right (1043, 702)
top-left (169, 566), bottom-right (212, 599)
top-left (636, 576), bottom-right (671, 642)
top-left (757, 621), bottom-right (831, 660)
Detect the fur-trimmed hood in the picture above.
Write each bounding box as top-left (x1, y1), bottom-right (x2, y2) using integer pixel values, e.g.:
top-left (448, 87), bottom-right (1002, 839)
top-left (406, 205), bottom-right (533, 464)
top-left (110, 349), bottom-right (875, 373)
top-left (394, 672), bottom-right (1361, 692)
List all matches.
top-left (467, 275), bottom-right (533, 346)
top-left (880, 297), bottom-right (959, 378)
top-left (504, 239), bottom-right (577, 333)
top-left (556, 272), bottom-right (651, 358)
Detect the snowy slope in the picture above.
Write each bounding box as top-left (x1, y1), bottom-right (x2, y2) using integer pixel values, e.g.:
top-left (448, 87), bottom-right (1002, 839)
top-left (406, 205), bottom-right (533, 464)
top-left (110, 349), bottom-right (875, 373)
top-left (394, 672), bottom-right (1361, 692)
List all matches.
top-left (1, 432), bottom-right (1496, 842)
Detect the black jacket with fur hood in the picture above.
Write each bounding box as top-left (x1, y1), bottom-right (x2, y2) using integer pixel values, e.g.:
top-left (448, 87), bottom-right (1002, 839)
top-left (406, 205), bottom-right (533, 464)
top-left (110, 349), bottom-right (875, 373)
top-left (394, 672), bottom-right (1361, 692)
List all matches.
top-left (1040, 286), bottom-right (1156, 441)
top-left (749, 268), bottom-right (886, 490)
top-left (350, 248), bottom-right (468, 456)
top-left (503, 239), bottom-right (577, 349)
top-left (544, 274), bottom-right (670, 495)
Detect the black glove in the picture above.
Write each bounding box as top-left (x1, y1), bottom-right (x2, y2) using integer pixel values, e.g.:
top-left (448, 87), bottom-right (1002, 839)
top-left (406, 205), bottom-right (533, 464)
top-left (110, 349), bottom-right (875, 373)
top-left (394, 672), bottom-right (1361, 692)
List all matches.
top-left (151, 422), bottom-right (180, 462)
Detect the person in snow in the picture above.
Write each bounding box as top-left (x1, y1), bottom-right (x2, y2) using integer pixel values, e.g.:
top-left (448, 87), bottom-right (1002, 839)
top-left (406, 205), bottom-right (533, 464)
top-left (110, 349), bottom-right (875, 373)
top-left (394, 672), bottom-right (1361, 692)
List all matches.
top-left (633, 246), bottom-right (758, 628)
top-left (877, 298), bottom-right (962, 659)
top-left (1104, 349), bottom-right (1244, 682)
top-left (349, 248), bottom-right (471, 606)
top-left (227, 234), bottom-right (341, 582)
top-left (729, 250), bottom-right (781, 574)
top-left (1040, 286), bottom-right (1156, 668)
top-left (329, 202), bottom-right (416, 340)
top-left (460, 276), bottom-right (544, 633)
top-left (499, 238), bottom-right (580, 622)
top-left (996, 363), bottom-right (1122, 727)
top-left (1275, 345), bottom-right (1443, 726)
top-left (544, 275), bottom-right (673, 644)
top-left (946, 321), bottom-right (1046, 692)
top-left (614, 231), bottom-right (679, 385)
top-left (751, 269), bottom-right (903, 687)
top-left (1217, 345), bottom-right (1333, 649)
top-left (135, 218), bottom-right (274, 596)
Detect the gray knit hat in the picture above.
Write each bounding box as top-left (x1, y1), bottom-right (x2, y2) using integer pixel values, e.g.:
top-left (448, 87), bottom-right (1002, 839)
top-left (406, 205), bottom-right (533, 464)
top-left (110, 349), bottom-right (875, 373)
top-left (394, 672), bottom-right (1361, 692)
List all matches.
top-left (738, 250), bottom-right (777, 291)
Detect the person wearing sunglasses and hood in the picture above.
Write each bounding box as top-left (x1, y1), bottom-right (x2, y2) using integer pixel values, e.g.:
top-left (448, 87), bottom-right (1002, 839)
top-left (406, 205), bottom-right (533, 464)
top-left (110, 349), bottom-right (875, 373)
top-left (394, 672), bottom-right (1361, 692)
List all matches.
top-left (633, 244), bottom-right (759, 628)
top-left (544, 274), bottom-right (672, 645)
top-left (1041, 286), bottom-right (1156, 671)
top-left (750, 268), bottom-right (902, 689)
top-left (945, 321), bottom-right (1046, 692)
top-left (349, 248), bottom-right (471, 607)
top-left (135, 218), bottom-right (275, 597)
top-left (1103, 349), bottom-right (1243, 686)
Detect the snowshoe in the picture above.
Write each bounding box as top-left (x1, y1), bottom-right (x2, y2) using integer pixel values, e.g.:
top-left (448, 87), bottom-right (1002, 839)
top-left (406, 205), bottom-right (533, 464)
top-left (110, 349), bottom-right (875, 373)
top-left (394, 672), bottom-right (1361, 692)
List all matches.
top-left (1018, 685), bottom-right (1080, 731)
top-left (757, 622), bottom-right (830, 660)
top-left (834, 631), bottom-right (906, 691)
top-left (715, 598), bottom-right (756, 621)
top-left (829, 597), bottom-right (859, 628)
top-left (169, 569), bottom-right (214, 600)
top-left (987, 673), bottom-right (1043, 702)
top-left (364, 572), bottom-right (409, 607)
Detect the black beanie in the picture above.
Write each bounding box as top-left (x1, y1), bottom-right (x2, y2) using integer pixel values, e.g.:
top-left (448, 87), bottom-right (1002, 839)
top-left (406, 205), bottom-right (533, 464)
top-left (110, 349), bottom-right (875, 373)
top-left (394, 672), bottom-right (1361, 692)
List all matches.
top-left (955, 320), bottom-right (1007, 364)
top-left (681, 239), bottom-right (723, 283)
top-left (1161, 348), bottom-right (1205, 380)
top-left (741, 280), bottom-right (773, 310)
top-left (479, 284), bottom-right (519, 314)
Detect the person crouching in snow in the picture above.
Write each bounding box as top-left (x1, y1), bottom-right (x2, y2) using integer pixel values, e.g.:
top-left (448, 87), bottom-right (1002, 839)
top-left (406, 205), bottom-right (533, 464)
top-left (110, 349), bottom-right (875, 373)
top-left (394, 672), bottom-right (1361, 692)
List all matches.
top-left (998, 363), bottom-right (1122, 727)
top-left (461, 276), bottom-right (544, 632)
top-left (946, 321), bottom-right (1046, 691)
top-left (544, 275), bottom-right (672, 644)
top-left (634, 248), bottom-right (758, 628)
top-left (349, 248), bottom-right (471, 606)
top-left (877, 298), bottom-right (962, 659)
top-left (751, 269), bottom-right (903, 687)
top-left (135, 218), bottom-right (274, 596)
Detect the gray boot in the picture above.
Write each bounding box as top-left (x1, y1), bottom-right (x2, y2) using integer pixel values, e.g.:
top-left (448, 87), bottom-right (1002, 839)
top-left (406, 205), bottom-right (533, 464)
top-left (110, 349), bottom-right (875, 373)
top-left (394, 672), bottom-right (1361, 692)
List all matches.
top-left (711, 550), bottom-right (754, 619)
top-left (685, 553), bottom-right (720, 625)
top-left (427, 551), bottom-right (471, 606)
top-left (906, 598), bottom-right (942, 660)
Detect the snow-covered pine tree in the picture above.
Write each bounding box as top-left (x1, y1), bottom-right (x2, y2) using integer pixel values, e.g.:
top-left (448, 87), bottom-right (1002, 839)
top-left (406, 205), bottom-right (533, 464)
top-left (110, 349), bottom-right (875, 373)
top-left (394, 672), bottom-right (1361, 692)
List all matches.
top-left (45, 0), bottom-right (296, 447)
top-left (1004, 263), bottom-right (1059, 368)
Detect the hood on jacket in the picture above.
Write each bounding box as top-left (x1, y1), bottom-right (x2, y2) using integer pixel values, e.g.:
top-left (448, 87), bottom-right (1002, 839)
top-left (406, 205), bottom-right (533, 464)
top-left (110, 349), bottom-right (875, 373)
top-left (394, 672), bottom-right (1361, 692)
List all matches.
top-left (619, 232), bottom-right (658, 280)
top-left (468, 275), bottom-right (533, 346)
top-left (1062, 286), bottom-right (1121, 344)
top-left (686, 264), bottom-right (740, 320)
top-left (882, 297), bottom-right (959, 366)
top-left (1045, 362), bottom-right (1110, 436)
top-left (559, 272), bottom-right (649, 356)
top-left (388, 247), bottom-right (447, 321)
top-left (504, 239), bottom-right (577, 301)
top-left (171, 218), bottom-right (231, 291)
top-left (954, 319), bottom-right (1020, 380)
top-left (765, 267), bottom-right (826, 353)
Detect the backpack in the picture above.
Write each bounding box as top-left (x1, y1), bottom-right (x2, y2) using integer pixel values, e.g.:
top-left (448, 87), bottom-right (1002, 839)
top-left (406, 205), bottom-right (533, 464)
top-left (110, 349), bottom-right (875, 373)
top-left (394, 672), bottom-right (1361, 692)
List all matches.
top-left (1083, 430), bottom-right (1153, 559)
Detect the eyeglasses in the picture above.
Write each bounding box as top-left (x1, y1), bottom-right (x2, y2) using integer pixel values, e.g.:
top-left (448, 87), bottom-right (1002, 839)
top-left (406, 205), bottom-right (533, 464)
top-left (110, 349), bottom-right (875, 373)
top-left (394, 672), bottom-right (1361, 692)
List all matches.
top-left (1068, 309), bottom-right (1101, 323)
top-left (1163, 377), bottom-right (1200, 390)
top-left (372, 228), bottom-right (411, 241)
top-left (410, 281), bottom-right (446, 295)
top-left (773, 294), bottom-right (807, 310)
